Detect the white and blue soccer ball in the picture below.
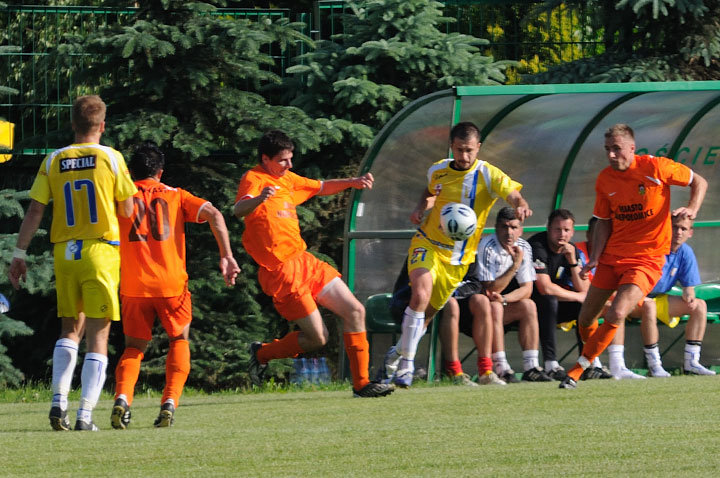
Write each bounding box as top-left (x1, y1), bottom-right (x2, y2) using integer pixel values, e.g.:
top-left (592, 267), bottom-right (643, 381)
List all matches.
top-left (440, 203), bottom-right (477, 241)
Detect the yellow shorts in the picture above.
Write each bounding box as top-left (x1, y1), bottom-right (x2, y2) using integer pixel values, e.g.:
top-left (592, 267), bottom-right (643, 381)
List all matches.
top-left (407, 236), bottom-right (469, 311)
top-left (53, 239), bottom-right (120, 321)
top-left (653, 294), bottom-right (680, 328)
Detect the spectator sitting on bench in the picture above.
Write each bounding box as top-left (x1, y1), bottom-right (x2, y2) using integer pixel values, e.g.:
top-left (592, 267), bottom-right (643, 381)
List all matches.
top-left (607, 215), bottom-right (716, 378)
top-left (478, 207), bottom-right (548, 383)
top-left (529, 209), bottom-right (595, 381)
top-left (386, 259), bottom-right (504, 385)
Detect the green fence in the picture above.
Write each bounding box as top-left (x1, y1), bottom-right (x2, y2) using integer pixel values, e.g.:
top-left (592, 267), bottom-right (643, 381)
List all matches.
top-left (0, 5), bottom-right (292, 156)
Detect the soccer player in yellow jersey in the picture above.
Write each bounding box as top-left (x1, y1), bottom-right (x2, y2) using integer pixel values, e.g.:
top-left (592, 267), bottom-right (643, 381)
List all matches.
top-left (8, 95), bottom-right (137, 431)
top-left (383, 122), bottom-right (532, 387)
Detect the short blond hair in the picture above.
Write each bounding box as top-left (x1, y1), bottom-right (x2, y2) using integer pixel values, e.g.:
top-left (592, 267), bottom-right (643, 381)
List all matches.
top-left (605, 123), bottom-right (634, 140)
top-left (72, 95), bottom-right (106, 135)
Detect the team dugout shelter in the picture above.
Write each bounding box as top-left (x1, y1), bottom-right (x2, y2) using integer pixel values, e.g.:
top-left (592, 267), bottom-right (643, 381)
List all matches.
top-left (343, 81), bottom-right (720, 376)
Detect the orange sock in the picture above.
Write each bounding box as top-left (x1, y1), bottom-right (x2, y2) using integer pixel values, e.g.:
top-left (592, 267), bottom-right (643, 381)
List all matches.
top-left (257, 331), bottom-right (303, 364)
top-left (569, 321), bottom-right (619, 381)
top-left (344, 331), bottom-right (370, 391)
top-left (579, 321), bottom-right (599, 343)
top-left (114, 347), bottom-right (143, 406)
top-left (162, 339), bottom-right (190, 407)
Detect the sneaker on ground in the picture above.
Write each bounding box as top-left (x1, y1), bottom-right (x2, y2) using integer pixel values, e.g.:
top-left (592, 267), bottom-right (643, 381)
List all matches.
top-left (452, 372), bottom-right (479, 387)
top-left (74, 419), bottom-right (99, 431)
top-left (381, 346), bottom-right (401, 381)
top-left (581, 366), bottom-right (613, 380)
top-left (393, 368), bottom-right (414, 388)
top-left (521, 366), bottom-right (553, 382)
top-left (353, 381), bottom-right (395, 398)
top-left (248, 341), bottom-right (268, 387)
top-left (49, 406), bottom-right (70, 431)
top-left (684, 362), bottom-right (716, 375)
top-left (648, 366), bottom-right (671, 378)
top-left (612, 367), bottom-right (646, 380)
top-left (558, 376), bottom-right (577, 389)
top-left (477, 371), bottom-right (507, 386)
top-left (546, 366), bottom-right (567, 381)
top-left (110, 398), bottom-right (132, 430)
top-left (154, 402), bottom-right (175, 428)
top-left (498, 369), bottom-right (520, 384)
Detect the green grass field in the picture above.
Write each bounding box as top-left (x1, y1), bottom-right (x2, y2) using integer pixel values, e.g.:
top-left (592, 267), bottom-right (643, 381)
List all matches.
top-left (2, 377), bottom-right (719, 477)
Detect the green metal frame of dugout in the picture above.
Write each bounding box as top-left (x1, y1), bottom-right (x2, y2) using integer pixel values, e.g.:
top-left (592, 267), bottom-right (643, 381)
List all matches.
top-left (342, 81), bottom-right (720, 382)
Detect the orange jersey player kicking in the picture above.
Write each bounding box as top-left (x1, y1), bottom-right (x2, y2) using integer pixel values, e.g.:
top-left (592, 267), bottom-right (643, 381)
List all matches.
top-left (112, 142), bottom-right (240, 428)
top-left (234, 129), bottom-right (393, 398)
top-left (559, 123), bottom-right (708, 389)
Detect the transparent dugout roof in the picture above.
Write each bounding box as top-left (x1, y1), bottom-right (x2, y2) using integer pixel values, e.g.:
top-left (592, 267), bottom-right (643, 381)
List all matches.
top-left (346, 82), bottom-right (720, 302)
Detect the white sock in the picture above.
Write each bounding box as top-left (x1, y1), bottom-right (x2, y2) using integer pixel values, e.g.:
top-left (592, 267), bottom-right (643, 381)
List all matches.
top-left (684, 343), bottom-right (701, 367)
top-left (522, 350), bottom-right (539, 371)
top-left (544, 360), bottom-right (560, 372)
top-left (644, 344), bottom-right (663, 369)
top-left (51, 338), bottom-right (78, 410)
top-left (592, 356), bottom-right (603, 369)
top-left (492, 351), bottom-right (510, 375)
top-left (608, 344), bottom-right (626, 374)
top-left (77, 352), bottom-right (108, 421)
top-left (398, 307), bottom-right (425, 360)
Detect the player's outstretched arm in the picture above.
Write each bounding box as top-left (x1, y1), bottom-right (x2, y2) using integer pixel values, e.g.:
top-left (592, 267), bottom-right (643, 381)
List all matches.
top-left (233, 186), bottom-right (276, 218)
top-left (200, 204), bottom-right (240, 287)
top-left (505, 190), bottom-right (532, 222)
top-left (8, 199), bottom-right (46, 289)
top-left (673, 172), bottom-right (707, 220)
top-left (317, 172), bottom-right (374, 196)
top-left (410, 189), bottom-right (435, 224)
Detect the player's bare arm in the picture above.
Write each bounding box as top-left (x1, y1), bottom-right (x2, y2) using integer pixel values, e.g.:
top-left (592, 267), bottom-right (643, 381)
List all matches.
top-left (410, 189), bottom-right (434, 224)
top-left (117, 196), bottom-right (134, 218)
top-left (199, 203), bottom-right (241, 287)
top-left (672, 172), bottom-right (707, 220)
top-left (506, 189), bottom-right (532, 221)
top-left (581, 217), bottom-right (611, 279)
top-left (8, 199), bottom-right (46, 290)
top-left (233, 186), bottom-right (276, 218)
top-left (318, 172), bottom-right (374, 196)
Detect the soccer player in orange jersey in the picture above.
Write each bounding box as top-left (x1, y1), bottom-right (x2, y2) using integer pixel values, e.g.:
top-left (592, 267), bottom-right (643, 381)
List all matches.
top-left (559, 124), bottom-right (708, 389)
top-left (111, 142), bottom-right (240, 428)
top-left (234, 130), bottom-right (393, 398)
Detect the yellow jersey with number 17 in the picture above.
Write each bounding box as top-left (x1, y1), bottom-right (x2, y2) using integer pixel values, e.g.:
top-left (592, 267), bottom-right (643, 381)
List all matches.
top-left (418, 158), bottom-right (522, 265)
top-left (29, 143), bottom-right (137, 244)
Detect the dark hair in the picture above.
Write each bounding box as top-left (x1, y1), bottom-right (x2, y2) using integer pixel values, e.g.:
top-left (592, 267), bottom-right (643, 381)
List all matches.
top-left (450, 122), bottom-right (481, 143)
top-left (495, 206), bottom-right (517, 225)
top-left (547, 208), bottom-right (575, 226)
top-left (605, 123), bottom-right (634, 140)
top-left (129, 141), bottom-right (165, 180)
top-left (258, 130), bottom-right (294, 163)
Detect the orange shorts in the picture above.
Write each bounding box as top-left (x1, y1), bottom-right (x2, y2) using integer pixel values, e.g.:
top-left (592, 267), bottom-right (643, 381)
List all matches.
top-left (120, 288), bottom-right (192, 341)
top-left (258, 251), bottom-right (341, 321)
top-left (592, 254), bottom-right (665, 297)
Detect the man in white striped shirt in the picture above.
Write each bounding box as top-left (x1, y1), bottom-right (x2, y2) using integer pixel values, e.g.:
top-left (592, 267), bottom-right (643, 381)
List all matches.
top-left (475, 207), bottom-right (550, 382)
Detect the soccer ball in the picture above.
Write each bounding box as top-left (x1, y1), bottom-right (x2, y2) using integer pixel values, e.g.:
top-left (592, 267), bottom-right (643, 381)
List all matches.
top-left (440, 203), bottom-right (477, 241)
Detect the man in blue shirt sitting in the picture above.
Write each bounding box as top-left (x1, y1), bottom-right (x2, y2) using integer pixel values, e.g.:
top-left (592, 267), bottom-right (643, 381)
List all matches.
top-left (607, 215), bottom-right (715, 377)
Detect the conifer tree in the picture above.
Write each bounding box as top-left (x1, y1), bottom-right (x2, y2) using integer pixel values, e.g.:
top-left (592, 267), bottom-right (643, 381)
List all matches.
top-left (50, 0), bottom-right (355, 388)
top-left (526, 0), bottom-right (720, 83)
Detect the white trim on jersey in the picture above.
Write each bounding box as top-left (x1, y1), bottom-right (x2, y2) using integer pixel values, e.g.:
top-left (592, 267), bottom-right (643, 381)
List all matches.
top-left (45, 144), bottom-right (120, 177)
